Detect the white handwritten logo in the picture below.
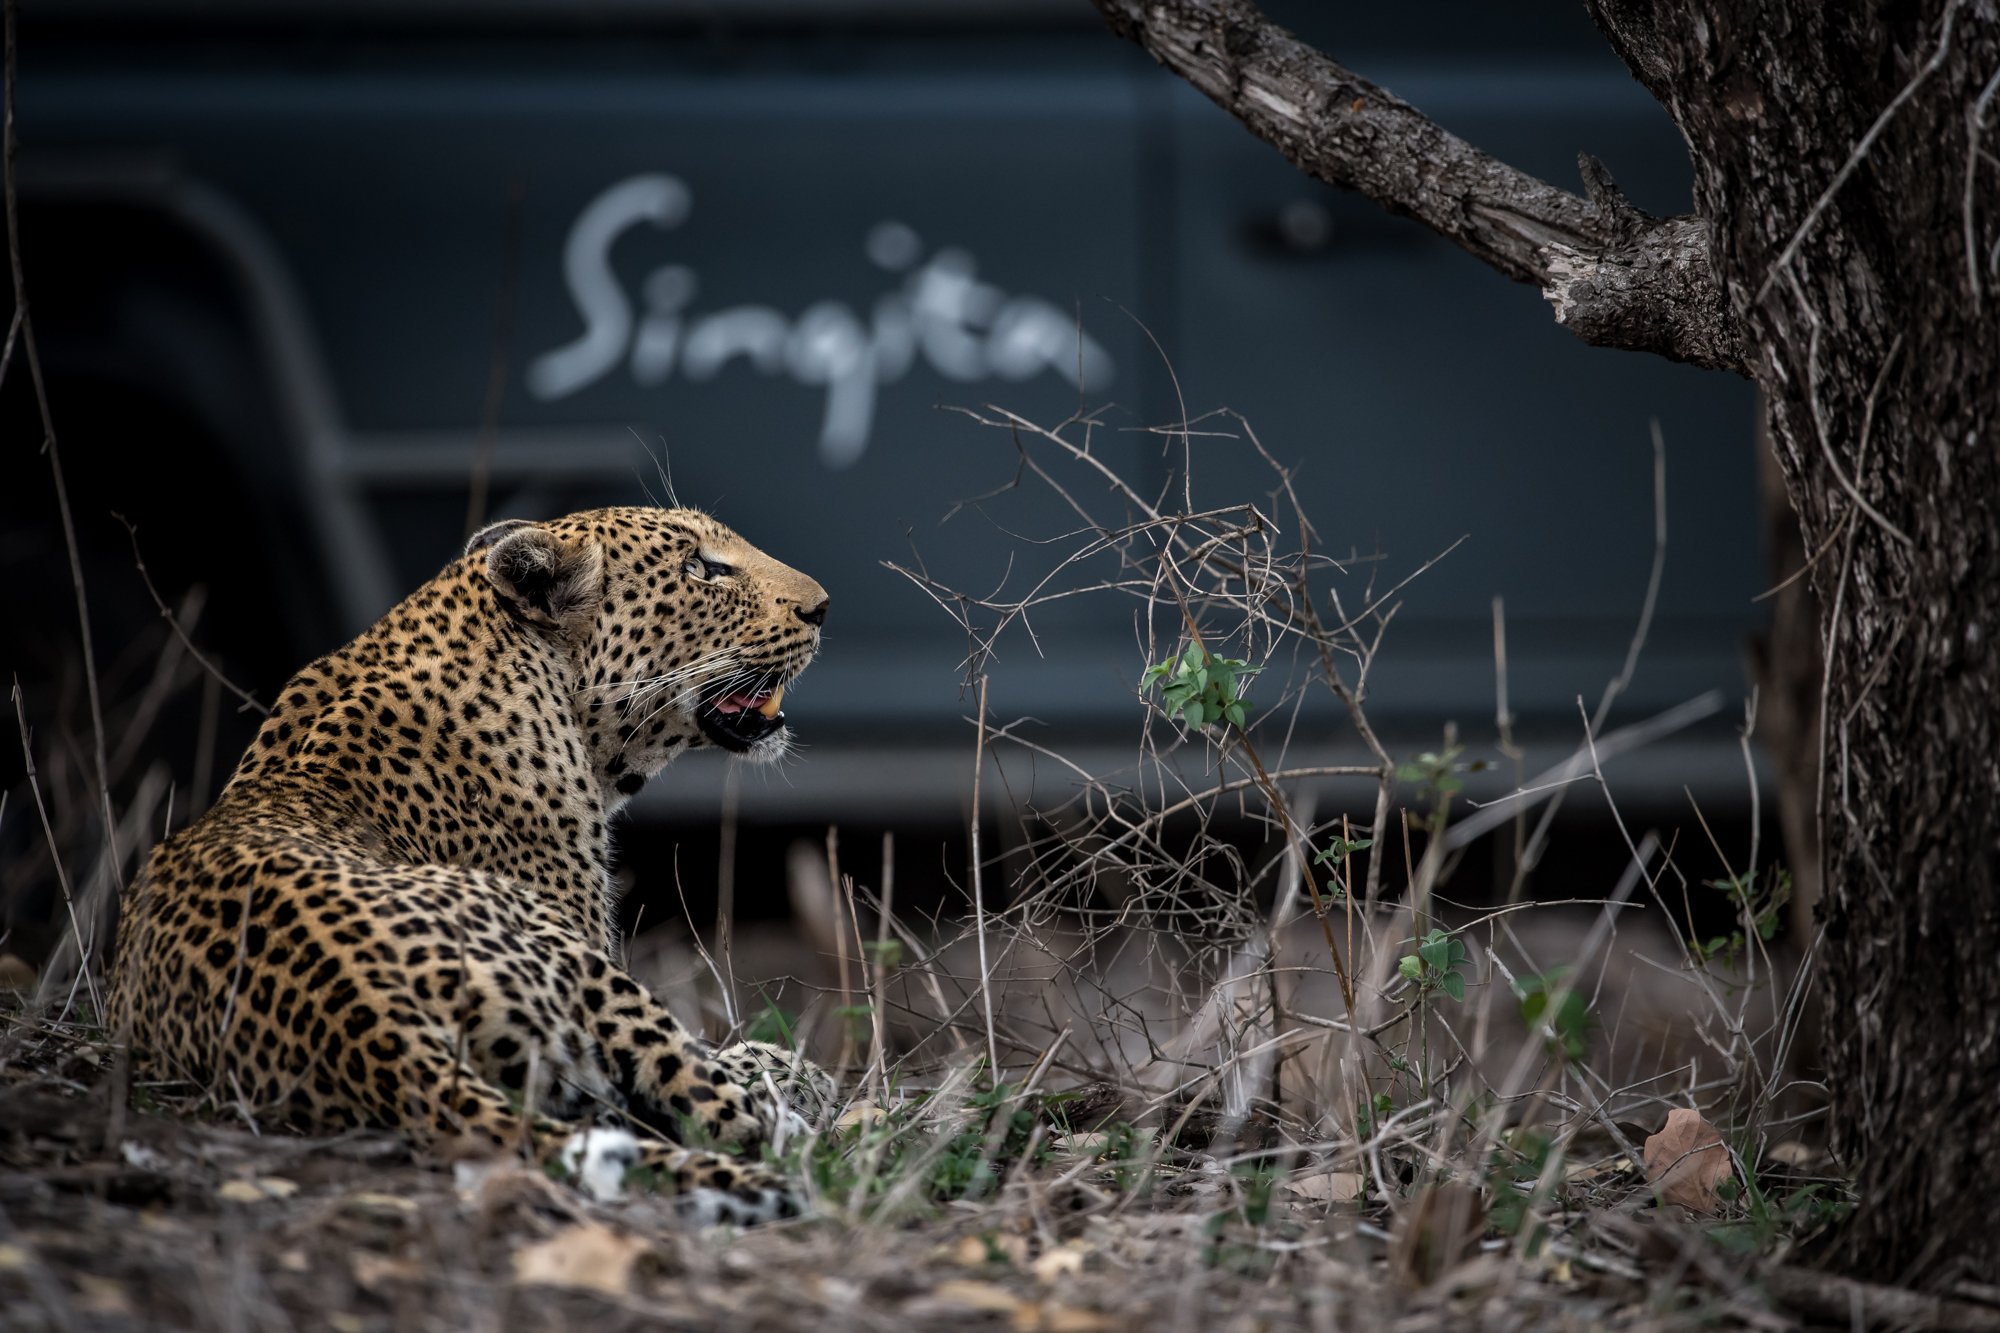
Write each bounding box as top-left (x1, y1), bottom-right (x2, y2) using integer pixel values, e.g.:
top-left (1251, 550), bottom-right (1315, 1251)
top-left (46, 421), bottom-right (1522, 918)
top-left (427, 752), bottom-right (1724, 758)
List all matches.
top-left (525, 174), bottom-right (1115, 468)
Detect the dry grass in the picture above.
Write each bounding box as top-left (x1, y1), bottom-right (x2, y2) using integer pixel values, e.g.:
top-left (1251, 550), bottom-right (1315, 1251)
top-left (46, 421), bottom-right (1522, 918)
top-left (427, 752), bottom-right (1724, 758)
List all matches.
top-left (0, 996), bottom-right (1824, 1333)
top-left (4, 393), bottom-right (1927, 1332)
top-left (0, 33), bottom-right (1944, 1302)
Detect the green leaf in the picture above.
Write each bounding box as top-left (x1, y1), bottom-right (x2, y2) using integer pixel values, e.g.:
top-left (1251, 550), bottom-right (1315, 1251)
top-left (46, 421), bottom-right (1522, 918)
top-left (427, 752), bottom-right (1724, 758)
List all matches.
top-left (1419, 939), bottom-right (1449, 972)
top-left (1520, 992), bottom-right (1548, 1025)
top-left (1398, 955), bottom-right (1424, 983)
top-left (1183, 699), bottom-right (1208, 727)
top-left (1440, 971), bottom-right (1466, 1004)
top-left (1224, 702), bottom-right (1246, 728)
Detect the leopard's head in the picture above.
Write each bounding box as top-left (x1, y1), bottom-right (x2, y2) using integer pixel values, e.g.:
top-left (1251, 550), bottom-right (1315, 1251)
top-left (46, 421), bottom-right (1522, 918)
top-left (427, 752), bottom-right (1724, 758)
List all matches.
top-left (468, 506), bottom-right (828, 800)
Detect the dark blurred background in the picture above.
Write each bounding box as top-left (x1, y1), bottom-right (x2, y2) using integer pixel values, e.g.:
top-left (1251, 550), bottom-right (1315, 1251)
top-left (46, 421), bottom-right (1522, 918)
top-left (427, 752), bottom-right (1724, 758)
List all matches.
top-left (0, 1), bottom-right (1767, 948)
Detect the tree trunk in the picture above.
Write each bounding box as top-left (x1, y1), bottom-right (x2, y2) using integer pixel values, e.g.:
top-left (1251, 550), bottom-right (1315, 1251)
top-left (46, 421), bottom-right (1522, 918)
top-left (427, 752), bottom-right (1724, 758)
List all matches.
top-left (1589, 1), bottom-right (2000, 1285)
top-left (1093, 0), bottom-right (2000, 1287)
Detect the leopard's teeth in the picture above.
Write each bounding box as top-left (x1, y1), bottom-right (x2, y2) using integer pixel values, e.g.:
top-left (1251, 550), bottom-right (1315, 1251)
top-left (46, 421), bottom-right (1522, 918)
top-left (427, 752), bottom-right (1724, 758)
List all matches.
top-left (755, 685), bottom-right (785, 718)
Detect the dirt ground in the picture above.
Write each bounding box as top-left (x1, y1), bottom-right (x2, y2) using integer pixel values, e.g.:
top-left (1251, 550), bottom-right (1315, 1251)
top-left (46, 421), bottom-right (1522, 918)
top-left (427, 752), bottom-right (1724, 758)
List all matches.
top-left (0, 995), bottom-right (1900, 1333)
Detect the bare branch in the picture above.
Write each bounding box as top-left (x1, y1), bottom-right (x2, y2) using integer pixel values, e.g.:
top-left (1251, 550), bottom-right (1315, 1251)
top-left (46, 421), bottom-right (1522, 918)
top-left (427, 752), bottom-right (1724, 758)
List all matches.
top-left (1089, 0), bottom-right (1749, 374)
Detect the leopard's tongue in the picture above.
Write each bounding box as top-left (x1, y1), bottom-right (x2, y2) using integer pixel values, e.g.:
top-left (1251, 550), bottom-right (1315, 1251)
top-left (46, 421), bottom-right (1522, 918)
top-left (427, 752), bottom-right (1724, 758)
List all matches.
top-left (714, 685), bottom-right (785, 717)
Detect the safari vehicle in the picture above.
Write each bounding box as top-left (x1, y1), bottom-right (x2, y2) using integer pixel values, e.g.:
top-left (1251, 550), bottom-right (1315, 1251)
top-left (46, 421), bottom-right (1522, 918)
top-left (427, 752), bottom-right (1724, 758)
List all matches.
top-left (2, 1), bottom-right (1759, 821)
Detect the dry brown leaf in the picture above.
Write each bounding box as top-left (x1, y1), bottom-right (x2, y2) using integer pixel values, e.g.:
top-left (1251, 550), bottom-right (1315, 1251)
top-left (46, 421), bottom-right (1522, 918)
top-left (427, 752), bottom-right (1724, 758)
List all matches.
top-left (341, 1190), bottom-right (418, 1217)
top-left (1017, 1306), bottom-right (1113, 1333)
top-left (1053, 1129), bottom-right (1154, 1159)
top-left (952, 1232), bottom-right (1031, 1267)
top-left (0, 954), bottom-right (36, 994)
top-left (1766, 1140), bottom-right (1818, 1168)
top-left (913, 1282), bottom-right (1111, 1333)
top-left (1389, 1182), bottom-right (1487, 1289)
top-left (46, 1266), bottom-right (124, 1315)
top-left (512, 1221), bottom-right (647, 1295)
top-left (917, 1279), bottom-right (1024, 1314)
top-left (835, 1100), bottom-right (885, 1132)
top-left (216, 1176), bottom-right (298, 1203)
top-left (1643, 1107), bottom-right (1734, 1214)
top-left (1563, 1154), bottom-right (1632, 1184)
top-left (1030, 1241), bottom-right (1091, 1283)
top-left (351, 1252), bottom-right (425, 1292)
top-left (1284, 1170), bottom-right (1367, 1202)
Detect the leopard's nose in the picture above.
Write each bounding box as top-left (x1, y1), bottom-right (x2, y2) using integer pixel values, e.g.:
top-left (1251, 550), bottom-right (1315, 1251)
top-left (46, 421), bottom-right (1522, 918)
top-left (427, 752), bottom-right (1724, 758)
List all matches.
top-left (795, 596), bottom-right (829, 627)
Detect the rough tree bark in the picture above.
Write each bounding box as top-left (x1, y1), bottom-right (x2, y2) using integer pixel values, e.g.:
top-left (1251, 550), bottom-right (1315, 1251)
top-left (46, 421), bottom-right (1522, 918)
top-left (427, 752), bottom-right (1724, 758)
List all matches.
top-left (1093, 0), bottom-right (2000, 1288)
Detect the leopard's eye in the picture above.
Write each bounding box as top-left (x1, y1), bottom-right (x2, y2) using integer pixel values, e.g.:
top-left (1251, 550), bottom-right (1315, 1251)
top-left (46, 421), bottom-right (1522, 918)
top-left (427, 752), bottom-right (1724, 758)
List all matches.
top-left (684, 554), bottom-right (736, 581)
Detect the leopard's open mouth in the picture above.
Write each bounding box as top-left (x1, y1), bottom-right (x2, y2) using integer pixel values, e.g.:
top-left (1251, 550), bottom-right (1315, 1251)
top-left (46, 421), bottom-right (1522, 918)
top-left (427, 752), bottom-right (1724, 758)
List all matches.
top-left (694, 680), bottom-right (790, 752)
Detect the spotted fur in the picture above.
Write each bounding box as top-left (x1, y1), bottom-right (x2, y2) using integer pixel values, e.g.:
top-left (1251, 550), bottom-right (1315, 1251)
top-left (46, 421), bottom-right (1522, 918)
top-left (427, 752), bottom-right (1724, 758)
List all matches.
top-left (108, 507), bottom-right (833, 1223)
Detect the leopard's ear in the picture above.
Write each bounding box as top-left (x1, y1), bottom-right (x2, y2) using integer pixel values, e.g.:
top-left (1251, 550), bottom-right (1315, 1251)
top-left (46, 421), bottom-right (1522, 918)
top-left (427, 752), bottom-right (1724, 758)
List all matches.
top-left (477, 523), bottom-right (603, 630)
top-left (465, 517), bottom-right (538, 556)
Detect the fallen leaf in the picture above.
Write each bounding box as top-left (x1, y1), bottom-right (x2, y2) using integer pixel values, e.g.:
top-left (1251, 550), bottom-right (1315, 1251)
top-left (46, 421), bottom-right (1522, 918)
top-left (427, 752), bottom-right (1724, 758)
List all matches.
top-left (1051, 1128), bottom-right (1155, 1158)
top-left (918, 1279), bottom-right (1023, 1314)
top-left (911, 1282), bottom-right (1111, 1333)
top-left (216, 1177), bottom-right (298, 1203)
top-left (1643, 1108), bottom-right (1734, 1214)
top-left (1766, 1140), bottom-right (1818, 1168)
top-left (836, 1100), bottom-right (885, 1132)
top-left (1018, 1306), bottom-right (1112, 1333)
top-left (1389, 1182), bottom-right (1487, 1289)
top-left (1030, 1241), bottom-right (1090, 1283)
top-left (118, 1142), bottom-right (170, 1172)
top-left (814, 1274), bottom-right (863, 1306)
top-left (1563, 1154), bottom-right (1632, 1184)
top-left (351, 1253), bottom-right (425, 1292)
top-left (73, 1277), bottom-right (133, 1318)
top-left (340, 1191), bottom-right (419, 1220)
top-left (952, 1233), bottom-right (1029, 1267)
top-left (512, 1221), bottom-right (647, 1296)
top-left (0, 954), bottom-right (35, 993)
top-left (1284, 1170), bottom-right (1367, 1202)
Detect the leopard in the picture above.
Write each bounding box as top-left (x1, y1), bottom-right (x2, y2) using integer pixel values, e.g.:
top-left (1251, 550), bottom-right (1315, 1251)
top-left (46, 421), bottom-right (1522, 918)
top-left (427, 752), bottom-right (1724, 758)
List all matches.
top-left (107, 506), bottom-right (835, 1225)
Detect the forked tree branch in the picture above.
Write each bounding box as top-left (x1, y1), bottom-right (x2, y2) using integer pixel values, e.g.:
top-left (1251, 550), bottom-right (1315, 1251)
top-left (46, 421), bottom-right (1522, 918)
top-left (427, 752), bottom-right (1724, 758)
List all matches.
top-left (1090, 0), bottom-right (1751, 375)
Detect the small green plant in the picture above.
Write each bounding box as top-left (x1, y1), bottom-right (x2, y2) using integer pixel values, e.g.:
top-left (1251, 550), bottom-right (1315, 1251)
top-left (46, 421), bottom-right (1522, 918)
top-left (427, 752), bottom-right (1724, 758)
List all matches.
top-left (1354, 1089), bottom-right (1396, 1141)
top-left (1691, 866), bottom-right (1792, 968)
top-left (1399, 927), bottom-right (1470, 1003)
top-left (1311, 833), bottom-right (1373, 901)
top-left (1705, 1154), bottom-right (1851, 1255)
top-left (1142, 643), bottom-right (1260, 730)
top-left (1397, 741), bottom-right (1484, 802)
top-left (862, 937), bottom-right (904, 970)
top-left (1485, 1129), bottom-right (1555, 1247)
top-left (928, 1081), bottom-right (1050, 1199)
top-left (744, 997), bottom-right (799, 1046)
top-left (1513, 969), bottom-right (1593, 1062)
top-left (1087, 1119), bottom-right (1150, 1194)
top-left (832, 1003), bottom-right (875, 1043)
top-left (1201, 1157), bottom-right (1283, 1274)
